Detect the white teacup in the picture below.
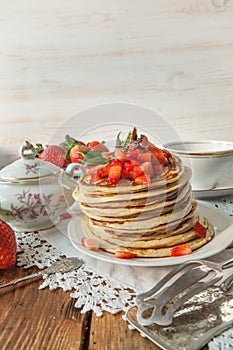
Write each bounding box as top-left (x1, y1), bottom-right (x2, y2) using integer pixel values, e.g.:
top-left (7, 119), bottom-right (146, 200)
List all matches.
top-left (164, 140), bottom-right (233, 190)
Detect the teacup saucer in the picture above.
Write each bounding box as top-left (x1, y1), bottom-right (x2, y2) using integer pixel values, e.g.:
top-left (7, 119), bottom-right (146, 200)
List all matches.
top-left (193, 175), bottom-right (233, 199)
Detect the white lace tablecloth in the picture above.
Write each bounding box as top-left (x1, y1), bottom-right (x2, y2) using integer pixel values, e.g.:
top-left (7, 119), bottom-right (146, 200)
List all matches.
top-left (16, 195), bottom-right (233, 350)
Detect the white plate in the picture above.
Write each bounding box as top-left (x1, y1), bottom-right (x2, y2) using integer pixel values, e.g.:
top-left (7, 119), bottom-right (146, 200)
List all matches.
top-left (193, 175), bottom-right (233, 199)
top-left (67, 201), bottom-right (233, 267)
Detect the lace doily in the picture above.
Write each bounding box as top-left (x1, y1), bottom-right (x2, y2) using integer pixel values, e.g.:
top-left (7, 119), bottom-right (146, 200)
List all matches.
top-left (16, 231), bottom-right (136, 317)
top-left (15, 195), bottom-right (233, 349)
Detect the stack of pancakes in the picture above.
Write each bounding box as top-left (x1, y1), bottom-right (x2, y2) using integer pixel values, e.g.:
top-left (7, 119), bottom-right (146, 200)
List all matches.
top-left (73, 156), bottom-right (214, 258)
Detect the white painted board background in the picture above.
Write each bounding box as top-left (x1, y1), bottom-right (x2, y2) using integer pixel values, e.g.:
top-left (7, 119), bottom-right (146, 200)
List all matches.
top-left (0, 0), bottom-right (233, 164)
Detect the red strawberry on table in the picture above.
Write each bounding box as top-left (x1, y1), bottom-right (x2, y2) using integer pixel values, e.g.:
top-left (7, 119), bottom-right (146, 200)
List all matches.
top-left (0, 221), bottom-right (17, 270)
top-left (39, 145), bottom-right (69, 168)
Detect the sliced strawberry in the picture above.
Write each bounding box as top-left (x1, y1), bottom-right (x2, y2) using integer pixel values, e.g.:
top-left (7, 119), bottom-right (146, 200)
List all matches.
top-left (132, 165), bottom-right (144, 180)
top-left (90, 171), bottom-right (102, 184)
top-left (126, 147), bottom-right (141, 160)
top-left (149, 145), bottom-right (166, 164)
top-left (163, 149), bottom-right (173, 161)
top-left (171, 243), bottom-right (192, 257)
top-left (123, 160), bottom-right (132, 171)
top-left (0, 221), bottom-right (17, 270)
top-left (110, 159), bottom-right (122, 167)
top-left (134, 174), bottom-right (151, 185)
top-left (140, 161), bottom-right (153, 176)
top-left (108, 164), bottom-right (122, 185)
top-left (138, 152), bottom-right (152, 163)
top-left (82, 237), bottom-right (100, 251)
top-left (115, 251), bottom-right (137, 259)
top-left (123, 159), bottom-right (139, 171)
top-left (121, 169), bottom-right (132, 180)
top-left (98, 163), bottom-right (111, 178)
top-left (194, 222), bottom-right (207, 238)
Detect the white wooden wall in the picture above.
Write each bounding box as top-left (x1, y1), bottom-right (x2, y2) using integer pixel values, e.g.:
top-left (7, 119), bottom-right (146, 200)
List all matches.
top-left (0, 0), bottom-right (233, 164)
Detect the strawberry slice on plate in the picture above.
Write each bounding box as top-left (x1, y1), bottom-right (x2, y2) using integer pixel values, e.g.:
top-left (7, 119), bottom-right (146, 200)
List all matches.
top-left (115, 251), bottom-right (137, 259)
top-left (194, 222), bottom-right (207, 238)
top-left (171, 243), bottom-right (192, 257)
top-left (81, 238), bottom-right (100, 251)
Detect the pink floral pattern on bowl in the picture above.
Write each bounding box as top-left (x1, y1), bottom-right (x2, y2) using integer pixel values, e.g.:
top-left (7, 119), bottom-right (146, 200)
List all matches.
top-left (24, 163), bottom-right (40, 175)
top-left (0, 189), bottom-right (66, 229)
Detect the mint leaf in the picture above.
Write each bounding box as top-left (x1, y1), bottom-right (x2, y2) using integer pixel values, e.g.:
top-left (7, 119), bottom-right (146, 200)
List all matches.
top-left (115, 131), bottom-right (131, 147)
top-left (35, 143), bottom-right (45, 157)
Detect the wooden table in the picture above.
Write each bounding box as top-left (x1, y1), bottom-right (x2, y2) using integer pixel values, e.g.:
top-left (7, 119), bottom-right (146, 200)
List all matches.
top-left (1, 0), bottom-right (233, 160)
top-left (0, 264), bottom-right (212, 350)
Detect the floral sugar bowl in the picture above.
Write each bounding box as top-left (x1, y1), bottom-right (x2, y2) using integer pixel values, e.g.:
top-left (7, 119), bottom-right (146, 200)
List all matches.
top-left (0, 140), bottom-right (83, 231)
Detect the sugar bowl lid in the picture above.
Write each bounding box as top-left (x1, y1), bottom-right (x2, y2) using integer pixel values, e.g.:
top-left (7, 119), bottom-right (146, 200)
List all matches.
top-left (0, 140), bottom-right (61, 182)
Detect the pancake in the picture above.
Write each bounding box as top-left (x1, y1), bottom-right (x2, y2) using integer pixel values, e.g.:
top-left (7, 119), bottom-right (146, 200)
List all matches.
top-left (78, 193), bottom-right (194, 227)
top-left (77, 182), bottom-right (192, 219)
top-left (81, 213), bottom-right (214, 257)
top-left (72, 128), bottom-right (214, 258)
top-left (83, 214), bottom-right (198, 244)
top-left (84, 206), bottom-right (198, 239)
top-left (77, 155), bottom-right (184, 195)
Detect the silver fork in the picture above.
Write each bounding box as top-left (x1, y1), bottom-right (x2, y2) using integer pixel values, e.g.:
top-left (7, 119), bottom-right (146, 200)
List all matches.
top-left (136, 258), bottom-right (233, 326)
top-left (0, 257), bottom-right (84, 289)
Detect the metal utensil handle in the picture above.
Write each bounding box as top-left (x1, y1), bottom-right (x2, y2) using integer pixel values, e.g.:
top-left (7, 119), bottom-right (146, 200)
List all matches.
top-left (153, 273), bottom-right (222, 326)
top-left (221, 274), bottom-right (233, 291)
top-left (0, 271), bottom-right (42, 289)
top-left (138, 265), bottom-right (211, 313)
top-left (222, 258), bottom-right (233, 269)
top-left (136, 261), bottom-right (202, 302)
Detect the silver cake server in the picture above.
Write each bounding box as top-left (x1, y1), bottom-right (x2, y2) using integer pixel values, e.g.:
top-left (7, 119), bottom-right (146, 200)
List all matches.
top-left (136, 258), bottom-right (233, 326)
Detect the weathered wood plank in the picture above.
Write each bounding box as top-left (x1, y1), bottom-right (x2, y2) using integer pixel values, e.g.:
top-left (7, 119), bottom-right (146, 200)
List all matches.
top-left (0, 264), bottom-right (217, 349)
top-left (0, 0), bottom-right (232, 157)
top-left (0, 266), bottom-right (85, 350)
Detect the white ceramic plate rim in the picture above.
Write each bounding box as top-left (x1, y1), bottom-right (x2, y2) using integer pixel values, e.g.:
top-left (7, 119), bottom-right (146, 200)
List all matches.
top-left (194, 174), bottom-right (233, 191)
top-left (193, 188), bottom-right (233, 199)
top-left (193, 175), bottom-right (233, 198)
top-left (67, 201), bottom-right (233, 267)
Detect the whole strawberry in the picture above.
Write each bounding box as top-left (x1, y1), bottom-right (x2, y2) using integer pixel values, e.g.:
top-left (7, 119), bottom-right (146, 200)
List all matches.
top-left (38, 145), bottom-right (69, 168)
top-left (0, 221), bottom-right (17, 270)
